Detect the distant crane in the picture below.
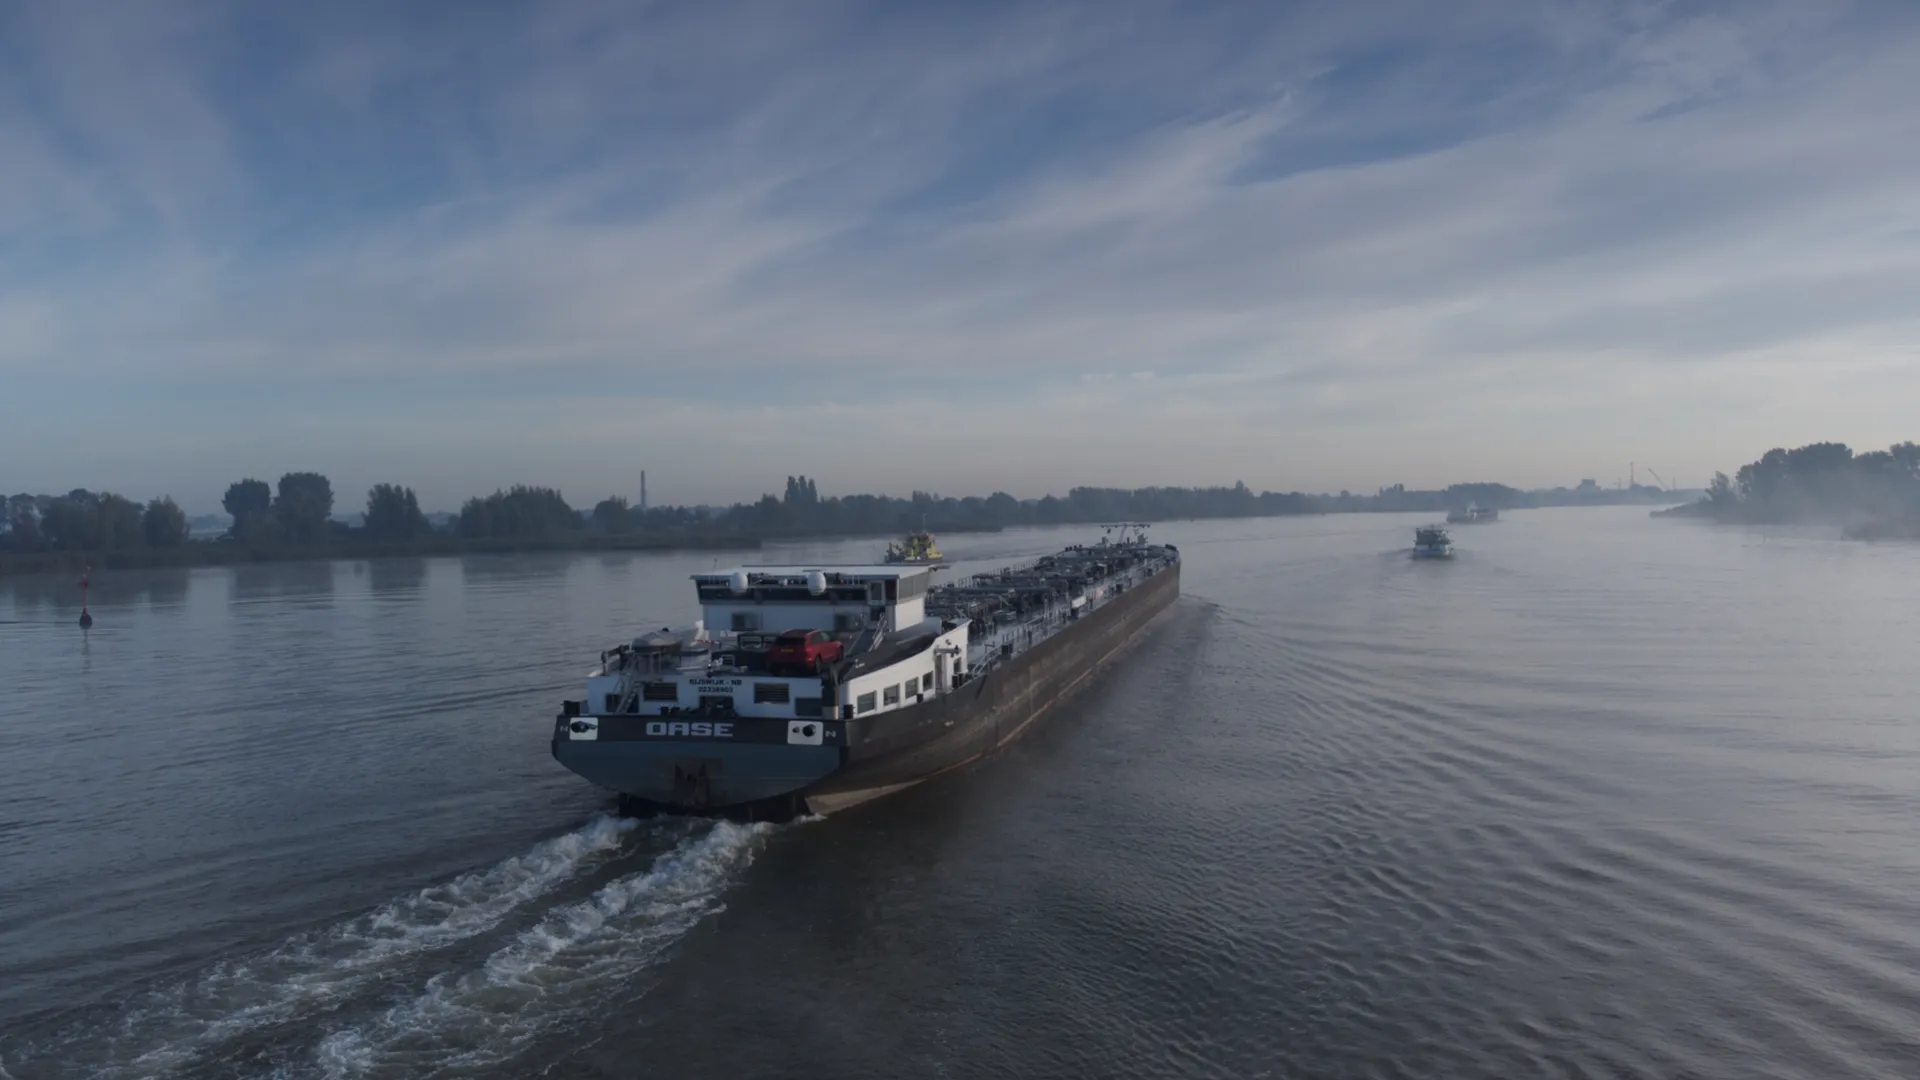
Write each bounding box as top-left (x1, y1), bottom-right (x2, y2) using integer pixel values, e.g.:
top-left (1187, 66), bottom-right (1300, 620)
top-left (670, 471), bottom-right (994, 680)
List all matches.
top-left (1642, 466), bottom-right (1670, 491)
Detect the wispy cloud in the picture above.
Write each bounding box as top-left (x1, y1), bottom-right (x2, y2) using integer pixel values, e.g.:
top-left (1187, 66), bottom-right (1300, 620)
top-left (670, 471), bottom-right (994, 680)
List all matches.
top-left (4, 0), bottom-right (1919, 509)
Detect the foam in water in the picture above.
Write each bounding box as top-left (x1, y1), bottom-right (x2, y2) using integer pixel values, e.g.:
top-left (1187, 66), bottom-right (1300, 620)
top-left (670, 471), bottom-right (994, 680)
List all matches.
top-left (6, 815), bottom-right (640, 1080)
top-left (315, 820), bottom-right (771, 1079)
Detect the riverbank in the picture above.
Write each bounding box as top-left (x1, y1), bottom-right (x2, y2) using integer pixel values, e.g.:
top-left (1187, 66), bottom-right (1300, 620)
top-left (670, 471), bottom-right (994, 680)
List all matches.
top-left (1652, 501), bottom-right (1920, 542)
top-left (0, 532), bottom-right (763, 576)
top-left (1843, 519), bottom-right (1920, 541)
top-left (0, 521), bottom-right (1026, 577)
top-left (1649, 501), bottom-right (1711, 518)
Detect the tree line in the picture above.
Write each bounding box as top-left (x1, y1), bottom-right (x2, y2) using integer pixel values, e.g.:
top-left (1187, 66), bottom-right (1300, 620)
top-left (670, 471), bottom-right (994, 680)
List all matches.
top-left (591, 477), bottom-right (1547, 535)
top-left (4, 468), bottom-right (1698, 562)
top-left (2, 473), bottom-right (429, 556)
top-left (655, 475), bottom-right (1676, 534)
top-left (4, 491), bottom-right (190, 553)
top-left (1674, 442), bottom-right (1920, 525)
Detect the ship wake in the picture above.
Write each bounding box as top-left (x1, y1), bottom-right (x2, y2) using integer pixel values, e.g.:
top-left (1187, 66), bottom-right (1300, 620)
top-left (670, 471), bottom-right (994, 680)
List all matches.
top-left (0, 816), bottom-right (772, 1080)
top-left (314, 820), bottom-right (769, 1078)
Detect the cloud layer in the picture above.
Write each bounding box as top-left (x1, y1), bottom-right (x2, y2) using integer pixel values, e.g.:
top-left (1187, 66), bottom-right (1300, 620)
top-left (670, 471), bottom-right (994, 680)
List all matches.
top-left (5, 0), bottom-right (1918, 510)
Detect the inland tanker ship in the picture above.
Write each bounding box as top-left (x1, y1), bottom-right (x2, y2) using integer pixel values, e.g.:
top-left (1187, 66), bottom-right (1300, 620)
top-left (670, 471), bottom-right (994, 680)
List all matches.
top-left (551, 524), bottom-right (1180, 819)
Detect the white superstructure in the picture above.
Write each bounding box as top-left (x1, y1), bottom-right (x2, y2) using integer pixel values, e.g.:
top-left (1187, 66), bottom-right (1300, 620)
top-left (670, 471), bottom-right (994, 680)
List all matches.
top-left (587, 565), bottom-right (970, 725)
top-left (1412, 525), bottom-right (1454, 558)
top-left (576, 530), bottom-right (1178, 731)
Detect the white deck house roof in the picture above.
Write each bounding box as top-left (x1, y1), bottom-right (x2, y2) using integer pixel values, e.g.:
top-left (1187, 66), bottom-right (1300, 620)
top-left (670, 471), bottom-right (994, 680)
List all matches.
top-left (690, 564), bottom-right (939, 584)
top-left (691, 564), bottom-right (940, 636)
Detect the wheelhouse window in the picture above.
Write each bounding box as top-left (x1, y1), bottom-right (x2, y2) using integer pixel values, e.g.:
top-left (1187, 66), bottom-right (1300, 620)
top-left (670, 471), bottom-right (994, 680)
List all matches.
top-left (731, 612), bottom-right (759, 631)
top-left (856, 692), bottom-right (877, 714)
top-left (921, 673), bottom-right (933, 691)
top-left (753, 682), bottom-right (791, 704)
top-left (641, 682), bottom-right (678, 701)
top-left (882, 684), bottom-right (900, 706)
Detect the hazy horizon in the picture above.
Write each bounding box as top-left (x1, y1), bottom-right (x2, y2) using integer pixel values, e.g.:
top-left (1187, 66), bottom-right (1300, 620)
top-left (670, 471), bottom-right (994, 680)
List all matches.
top-left (35, 471), bottom-right (1687, 523)
top-left (6, 1), bottom-right (1918, 513)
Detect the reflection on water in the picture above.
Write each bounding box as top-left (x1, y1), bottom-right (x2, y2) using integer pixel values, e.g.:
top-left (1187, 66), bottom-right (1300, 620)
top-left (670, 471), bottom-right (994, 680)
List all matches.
top-left (135, 568), bottom-right (192, 610)
top-left (458, 552), bottom-right (576, 584)
top-left (2, 570), bottom-right (86, 618)
top-left (232, 560), bottom-right (337, 602)
top-left (366, 556), bottom-right (431, 596)
top-left (0, 565), bottom-right (194, 620)
top-left (4, 513), bottom-right (1920, 1080)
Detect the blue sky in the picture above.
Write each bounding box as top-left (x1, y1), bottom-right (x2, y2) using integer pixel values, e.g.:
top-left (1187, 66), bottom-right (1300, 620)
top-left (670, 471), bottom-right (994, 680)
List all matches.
top-left (4, 0), bottom-right (1919, 512)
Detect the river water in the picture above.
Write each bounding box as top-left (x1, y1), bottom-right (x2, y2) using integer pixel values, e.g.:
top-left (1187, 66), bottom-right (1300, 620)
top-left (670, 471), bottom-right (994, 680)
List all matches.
top-left (2, 508), bottom-right (1917, 1079)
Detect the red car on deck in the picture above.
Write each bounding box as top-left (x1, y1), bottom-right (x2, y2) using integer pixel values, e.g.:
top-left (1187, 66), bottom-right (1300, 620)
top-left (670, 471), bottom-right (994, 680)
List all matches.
top-left (767, 629), bottom-right (844, 674)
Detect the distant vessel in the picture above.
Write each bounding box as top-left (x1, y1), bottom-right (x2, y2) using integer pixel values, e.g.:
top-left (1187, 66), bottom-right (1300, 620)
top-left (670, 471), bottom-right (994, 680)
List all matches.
top-left (552, 524), bottom-right (1180, 819)
top-left (883, 528), bottom-right (942, 563)
top-left (1412, 525), bottom-right (1455, 559)
top-left (1446, 502), bottom-right (1499, 524)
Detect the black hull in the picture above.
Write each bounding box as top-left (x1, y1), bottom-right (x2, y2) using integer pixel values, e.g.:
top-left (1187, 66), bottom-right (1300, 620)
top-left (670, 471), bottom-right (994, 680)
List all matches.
top-left (552, 558), bottom-right (1180, 819)
top-left (805, 559), bottom-right (1179, 812)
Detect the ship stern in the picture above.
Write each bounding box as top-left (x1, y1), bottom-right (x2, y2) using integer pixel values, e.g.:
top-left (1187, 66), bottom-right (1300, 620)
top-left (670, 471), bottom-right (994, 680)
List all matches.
top-left (551, 708), bottom-right (845, 818)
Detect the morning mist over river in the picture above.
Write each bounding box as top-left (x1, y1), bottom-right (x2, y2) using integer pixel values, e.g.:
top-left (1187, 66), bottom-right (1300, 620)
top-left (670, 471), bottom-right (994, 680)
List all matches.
top-left (5, 509), bottom-right (1918, 1079)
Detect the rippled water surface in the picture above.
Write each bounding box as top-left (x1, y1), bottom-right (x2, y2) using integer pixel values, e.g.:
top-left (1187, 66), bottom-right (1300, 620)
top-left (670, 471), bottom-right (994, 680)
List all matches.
top-left (4, 509), bottom-right (1919, 1079)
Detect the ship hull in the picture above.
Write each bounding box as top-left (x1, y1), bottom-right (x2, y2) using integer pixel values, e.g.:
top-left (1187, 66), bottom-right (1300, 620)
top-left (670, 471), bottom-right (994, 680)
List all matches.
top-left (551, 559), bottom-right (1179, 819)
